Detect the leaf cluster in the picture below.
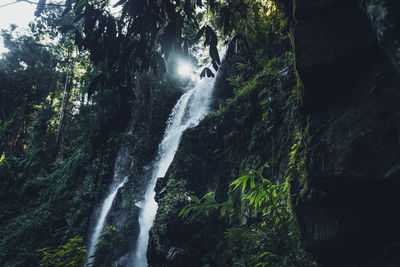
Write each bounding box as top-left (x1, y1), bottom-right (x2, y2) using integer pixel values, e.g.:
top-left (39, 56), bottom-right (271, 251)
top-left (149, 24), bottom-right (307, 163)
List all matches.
top-left (180, 163), bottom-right (316, 266)
top-left (0, 23), bottom-right (123, 265)
top-left (37, 236), bottom-right (87, 267)
top-left (94, 225), bottom-right (121, 251)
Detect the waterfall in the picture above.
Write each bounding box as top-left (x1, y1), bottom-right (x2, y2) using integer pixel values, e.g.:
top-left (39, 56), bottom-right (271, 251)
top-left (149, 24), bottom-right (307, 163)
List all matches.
top-left (86, 148), bottom-right (133, 264)
top-left (132, 49), bottom-right (225, 267)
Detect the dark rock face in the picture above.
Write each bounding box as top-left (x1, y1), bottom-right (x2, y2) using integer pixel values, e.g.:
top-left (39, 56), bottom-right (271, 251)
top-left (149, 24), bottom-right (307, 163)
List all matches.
top-left (209, 45), bottom-right (236, 111)
top-left (146, 1), bottom-right (400, 266)
top-left (91, 74), bottom-right (182, 265)
top-left (294, 0), bottom-right (400, 265)
top-left (361, 0), bottom-right (400, 73)
top-left (295, 0), bottom-right (378, 113)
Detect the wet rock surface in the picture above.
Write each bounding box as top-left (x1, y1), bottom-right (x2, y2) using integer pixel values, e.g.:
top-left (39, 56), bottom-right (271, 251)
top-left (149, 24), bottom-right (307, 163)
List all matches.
top-left (294, 0), bottom-right (400, 265)
top-left (92, 74), bottom-right (182, 265)
top-left (361, 0), bottom-right (400, 73)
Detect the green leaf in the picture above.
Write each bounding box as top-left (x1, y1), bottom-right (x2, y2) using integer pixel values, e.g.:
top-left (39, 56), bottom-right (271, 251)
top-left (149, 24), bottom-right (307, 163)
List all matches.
top-left (260, 251), bottom-right (272, 258)
top-left (262, 178), bottom-right (271, 185)
top-left (250, 176), bottom-right (255, 189)
top-left (193, 26), bottom-right (205, 44)
top-left (241, 178), bottom-right (247, 193)
top-left (203, 192), bottom-right (215, 203)
top-left (221, 205), bottom-right (226, 216)
top-left (190, 195), bottom-right (201, 204)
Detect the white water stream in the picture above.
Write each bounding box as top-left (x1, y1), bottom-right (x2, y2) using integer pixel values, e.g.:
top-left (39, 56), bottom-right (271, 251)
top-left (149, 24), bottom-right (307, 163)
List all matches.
top-left (132, 50), bottom-right (225, 267)
top-left (87, 149), bottom-right (133, 264)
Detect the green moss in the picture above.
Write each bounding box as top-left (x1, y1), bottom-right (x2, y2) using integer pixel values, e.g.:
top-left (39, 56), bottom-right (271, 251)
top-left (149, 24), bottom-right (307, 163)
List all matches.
top-left (288, 30), bottom-right (305, 106)
top-left (285, 117), bottom-right (313, 203)
top-left (154, 179), bottom-right (191, 232)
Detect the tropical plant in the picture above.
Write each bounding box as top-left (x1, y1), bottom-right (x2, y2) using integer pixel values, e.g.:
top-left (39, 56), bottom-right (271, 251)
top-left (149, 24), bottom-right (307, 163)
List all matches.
top-left (37, 236), bottom-right (87, 267)
top-left (180, 163), bottom-right (316, 266)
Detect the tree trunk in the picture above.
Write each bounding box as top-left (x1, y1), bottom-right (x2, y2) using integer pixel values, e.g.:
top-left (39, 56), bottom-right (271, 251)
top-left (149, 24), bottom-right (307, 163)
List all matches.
top-left (54, 69), bottom-right (72, 155)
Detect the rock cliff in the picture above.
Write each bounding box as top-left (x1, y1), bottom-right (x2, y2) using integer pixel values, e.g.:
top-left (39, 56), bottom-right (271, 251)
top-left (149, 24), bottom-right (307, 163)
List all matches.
top-left (147, 1), bottom-right (400, 266)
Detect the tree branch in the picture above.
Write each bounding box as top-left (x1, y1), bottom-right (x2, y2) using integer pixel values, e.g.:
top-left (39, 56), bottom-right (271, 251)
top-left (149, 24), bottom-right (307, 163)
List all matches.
top-left (20, 0), bottom-right (67, 6)
top-left (0, 0), bottom-right (66, 8)
top-left (0, 1), bottom-right (18, 8)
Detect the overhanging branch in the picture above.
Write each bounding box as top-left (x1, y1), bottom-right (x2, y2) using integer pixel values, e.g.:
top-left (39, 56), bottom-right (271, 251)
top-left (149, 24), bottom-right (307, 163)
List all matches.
top-left (0, 0), bottom-right (66, 8)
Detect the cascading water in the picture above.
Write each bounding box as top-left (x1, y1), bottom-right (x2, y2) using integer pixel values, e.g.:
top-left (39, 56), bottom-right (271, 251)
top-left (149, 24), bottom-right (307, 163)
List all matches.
top-left (87, 148), bottom-right (133, 264)
top-left (132, 49), bottom-right (226, 267)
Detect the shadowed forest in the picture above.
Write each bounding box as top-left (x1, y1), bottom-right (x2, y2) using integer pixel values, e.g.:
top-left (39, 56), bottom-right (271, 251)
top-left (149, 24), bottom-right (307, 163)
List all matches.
top-left (1, 0), bottom-right (400, 266)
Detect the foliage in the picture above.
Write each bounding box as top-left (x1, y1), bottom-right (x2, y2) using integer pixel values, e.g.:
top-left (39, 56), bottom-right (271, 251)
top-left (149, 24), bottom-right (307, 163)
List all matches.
top-left (95, 226), bottom-right (121, 250)
top-left (37, 236), bottom-right (87, 267)
top-left (91, 226), bottom-right (123, 265)
top-left (59, 0), bottom-right (221, 94)
top-left (54, 0), bottom-right (288, 91)
top-left (0, 10), bottom-right (122, 265)
top-left (155, 179), bottom-right (191, 230)
top-left (180, 164), bottom-right (316, 266)
top-left (285, 118), bottom-right (315, 203)
top-left (176, 8), bottom-right (303, 263)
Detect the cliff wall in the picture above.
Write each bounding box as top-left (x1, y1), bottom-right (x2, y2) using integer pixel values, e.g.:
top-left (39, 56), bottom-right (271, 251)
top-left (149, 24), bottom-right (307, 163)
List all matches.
top-left (148, 1), bottom-right (400, 266)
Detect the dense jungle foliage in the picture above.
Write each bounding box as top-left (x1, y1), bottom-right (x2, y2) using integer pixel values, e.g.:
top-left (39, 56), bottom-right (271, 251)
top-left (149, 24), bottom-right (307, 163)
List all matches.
top-left (0, 0), bottom-right (314, 266)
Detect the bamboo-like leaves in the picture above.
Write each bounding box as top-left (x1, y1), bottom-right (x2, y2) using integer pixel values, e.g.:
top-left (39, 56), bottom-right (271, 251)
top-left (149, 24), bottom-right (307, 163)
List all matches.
top-left (212, 61), bottom-right (219, 72)
top-left (193, 26), bottom-right (205, 44)
top-left (209, 44), bottom-right (220, 65)
top-left (37, 236), bottom-right (87, 266)
top-left (193, 25), bottom-right (220, 78)
top-left (177, 163), bottom-right (301, 265)
top-left (181, 162), bottom-right (287, 222)
top-left (179, 192), bottom-right (222, 219)
top-left (190, 195), bottom-right (201, 204)
top-left (200, 68), bottom-right (206, 79)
